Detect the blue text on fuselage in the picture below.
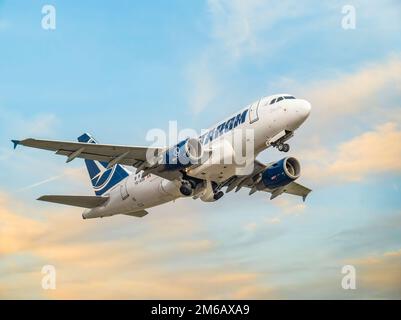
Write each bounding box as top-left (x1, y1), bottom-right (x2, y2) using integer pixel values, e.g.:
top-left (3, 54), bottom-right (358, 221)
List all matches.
top-left (199, 109), bottom-right (248, 145)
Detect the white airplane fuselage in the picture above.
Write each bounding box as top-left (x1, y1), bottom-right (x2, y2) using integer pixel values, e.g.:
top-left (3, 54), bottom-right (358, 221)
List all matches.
top-left (82, 94), bottom-right (311, 219)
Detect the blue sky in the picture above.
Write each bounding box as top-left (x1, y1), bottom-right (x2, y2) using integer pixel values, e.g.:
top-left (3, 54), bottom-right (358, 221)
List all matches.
top-left (1, 0), bottom-right (401, 299)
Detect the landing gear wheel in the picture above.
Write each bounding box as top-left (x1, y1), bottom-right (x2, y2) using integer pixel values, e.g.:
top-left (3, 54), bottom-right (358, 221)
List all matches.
top-left (277, 143), bottom-right (290, 152)
top-left (213, 191), bottom-right (224, 201)
top-left (179, 182), bottom-right (193, 196)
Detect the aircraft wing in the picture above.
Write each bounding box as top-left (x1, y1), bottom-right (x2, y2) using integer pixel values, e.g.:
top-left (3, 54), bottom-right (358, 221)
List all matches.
top-left (12, 138), bottom-right (180, 180)
top-left (221, 160), bottom-right (311, 201)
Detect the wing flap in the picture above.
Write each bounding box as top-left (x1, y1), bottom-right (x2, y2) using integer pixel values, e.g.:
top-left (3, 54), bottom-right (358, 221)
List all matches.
top-left (37, 195), bottom-right (109, 208)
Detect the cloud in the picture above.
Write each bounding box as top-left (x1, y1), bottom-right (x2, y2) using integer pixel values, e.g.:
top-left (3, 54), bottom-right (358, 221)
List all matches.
top-left (15, 166), bottom-right (88, 192)
top-left (329, 212), bottom-right (401, 254)
top-left (283, 55), bottom-right (401, 150)
top-left (207, 0), bottom-right (303, 61)
top-left (0, 192), bottom-right (46, 255)
top-left (178, 239), bottom-right (215, 253)
top-left (22, 114), bottom-right (59, 136)
top-left (18, 175), bottom-right (63, 192)
top-left (302, 55), bottom-right (401, 124)
top-left (0, 110), bottom-right (59, 137)
top-left (185, 0), bottom-right (305, 114)
top-left (384, 249), bottom-right (401, 258)
top-left (275, 249), bottom-right (401, 299)
top-left (345, 249), bottom-right (401, 297)
top-left (207, 0), bottom-right (268, 60)
top-left (302, 122), bottom-right (401, 183)
top-left (327, 123), bottom-right (401, 181)
top-left (267, 217), bottom-right (281, 224)
top-left (278, 56), bottom-right (401, 184)
top-left (271, 197), bottom-right (306, 215)
top-left (185, 55), bottom-right (219, 114)
top-left (0, 112), bottom-right (60, 175)
top-left (0, 191), bottom-right (275, 299)
top-left (263, 56), bottom-right (401, 153)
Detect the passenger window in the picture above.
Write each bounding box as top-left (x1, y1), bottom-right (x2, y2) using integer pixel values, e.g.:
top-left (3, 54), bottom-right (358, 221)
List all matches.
top-left (277, 97), bottom-right (284, 102)
top-left (269, 98), bottom-right (276, 105)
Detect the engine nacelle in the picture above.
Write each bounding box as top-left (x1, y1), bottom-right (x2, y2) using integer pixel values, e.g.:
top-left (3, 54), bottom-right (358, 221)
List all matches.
top-left (164, 138), bottom-right (203, 170)
top-left (261, 157), bottom-right (301, 189)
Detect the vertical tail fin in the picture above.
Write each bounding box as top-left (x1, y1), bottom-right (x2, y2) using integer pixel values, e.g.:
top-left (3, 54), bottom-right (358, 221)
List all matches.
top-left (77, 133), bottom-right (130, 196)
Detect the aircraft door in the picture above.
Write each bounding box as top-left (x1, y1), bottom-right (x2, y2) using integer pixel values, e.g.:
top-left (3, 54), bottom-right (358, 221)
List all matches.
top-left (249, 100), bottom-right (260, 123)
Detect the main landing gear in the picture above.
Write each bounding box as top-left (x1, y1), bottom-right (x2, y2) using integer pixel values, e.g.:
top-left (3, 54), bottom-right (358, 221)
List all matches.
top-left (277, 143), bottom-right (290, 153)
top-left (211, 181), bottom-right (224, 201)
top-left (179, 180), bottom-right (194, 196)
top-left (213, 191), bottom-right (224, 201)
top-left (179, 179), bottom-right (224, 201)
top-left (179, 176), bottom-right (203, 197)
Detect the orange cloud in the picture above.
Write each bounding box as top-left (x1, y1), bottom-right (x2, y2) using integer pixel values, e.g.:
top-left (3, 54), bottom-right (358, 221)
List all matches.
top-left (328, 122), bottom-right (401, 181)
top-left (0, 192), bottom-right (46, 255)
top-left (301, 122), bottom-right (401, 183)
top-left (345, 249), bottom-right (401, 294)
top-left (268, 56), bottom-right (401, 186)
top-left (303, 55), bottom-right (401, 122)
top-left (0, 191), bottom-right (275, 299)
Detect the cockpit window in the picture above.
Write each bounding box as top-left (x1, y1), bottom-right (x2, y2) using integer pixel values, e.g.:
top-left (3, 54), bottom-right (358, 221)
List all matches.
top-left (269, 95), bottom-right (295, 105)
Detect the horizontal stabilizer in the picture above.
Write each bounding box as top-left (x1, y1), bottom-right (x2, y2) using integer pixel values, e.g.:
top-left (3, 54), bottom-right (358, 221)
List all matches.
top-left (37, 195), bottom-right (109, 208)
top-left (123, 210), bottom-right (149, 218)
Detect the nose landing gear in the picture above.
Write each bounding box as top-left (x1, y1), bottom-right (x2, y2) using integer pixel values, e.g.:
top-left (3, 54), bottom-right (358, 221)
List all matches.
top-left (267, 130), bottom-right (293, 153)
top-left (277, 143), bottom-right (290, 153)
top-left (179, 178), bottom-right (225, 201)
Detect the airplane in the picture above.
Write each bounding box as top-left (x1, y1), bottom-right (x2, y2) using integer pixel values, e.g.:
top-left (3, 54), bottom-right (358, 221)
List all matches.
top-left (12, 93), bottom-right (311, 219)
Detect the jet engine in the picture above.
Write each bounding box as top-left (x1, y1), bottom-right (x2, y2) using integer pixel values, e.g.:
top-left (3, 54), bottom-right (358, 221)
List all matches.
top-left (261, 157), bottom-right (300, 189)
top-left (164, 138), bottom-right (203, 170)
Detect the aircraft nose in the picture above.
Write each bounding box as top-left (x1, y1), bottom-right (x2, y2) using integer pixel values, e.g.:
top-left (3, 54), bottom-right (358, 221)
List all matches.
top-left (298, 99), bottom-right (311, 120)
top-left (284, 99), bottom-right (311, 131)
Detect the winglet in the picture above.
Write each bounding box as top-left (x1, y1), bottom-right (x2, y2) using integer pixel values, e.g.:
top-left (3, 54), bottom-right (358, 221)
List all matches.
top-left (11, 139), bottom-right (21, 149)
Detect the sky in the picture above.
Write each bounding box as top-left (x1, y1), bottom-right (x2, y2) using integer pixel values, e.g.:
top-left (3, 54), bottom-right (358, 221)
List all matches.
top-left (1, 0), bottom-right (401, 299)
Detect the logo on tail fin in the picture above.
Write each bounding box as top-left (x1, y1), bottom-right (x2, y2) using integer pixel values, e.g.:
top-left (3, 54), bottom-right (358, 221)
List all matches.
top-left (78, 133), bottom-right (130, 196)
